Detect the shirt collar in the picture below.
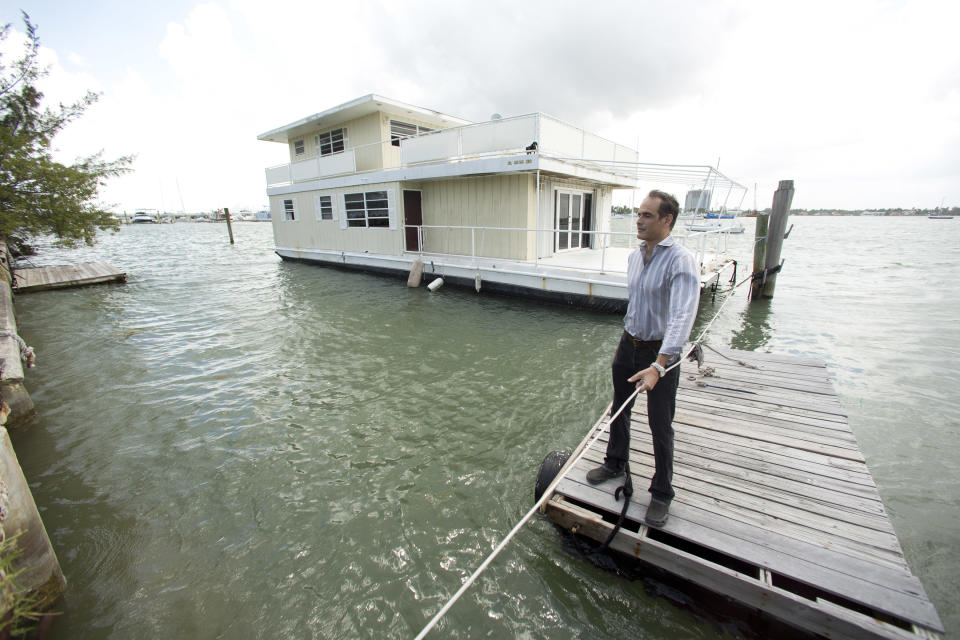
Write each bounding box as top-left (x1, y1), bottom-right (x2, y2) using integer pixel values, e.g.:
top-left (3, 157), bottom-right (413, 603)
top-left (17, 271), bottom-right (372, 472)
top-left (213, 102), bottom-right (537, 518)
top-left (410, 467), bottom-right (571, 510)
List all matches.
top-left (640, 235), bottom-right (676, 250)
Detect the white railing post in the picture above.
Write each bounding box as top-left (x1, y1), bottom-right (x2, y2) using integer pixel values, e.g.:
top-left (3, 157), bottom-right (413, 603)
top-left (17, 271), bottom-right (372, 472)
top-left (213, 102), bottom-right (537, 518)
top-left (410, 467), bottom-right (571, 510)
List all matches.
top-left (418, 225), bottom-right (423, 254)
top-left (601, 233), bottom-right (608, 273)
top-left (471, 228), bottom-right (476, 263)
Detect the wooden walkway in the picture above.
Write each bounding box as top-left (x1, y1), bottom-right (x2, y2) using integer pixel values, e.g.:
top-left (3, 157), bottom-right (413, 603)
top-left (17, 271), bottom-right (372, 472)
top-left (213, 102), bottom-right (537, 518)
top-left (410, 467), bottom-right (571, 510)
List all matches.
top-left (544, 346), bottom-right (943, 640)
top-left (13, 262), bottom-right (126, 293)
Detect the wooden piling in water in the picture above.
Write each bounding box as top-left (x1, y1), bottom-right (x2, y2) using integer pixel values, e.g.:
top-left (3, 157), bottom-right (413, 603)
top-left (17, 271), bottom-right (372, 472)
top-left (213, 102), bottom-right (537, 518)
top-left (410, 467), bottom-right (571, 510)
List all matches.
top-left (763, 180), bottom-right (793, 297)
top-left (224, 207), bottom-right (235, 245)
top-left (751, 180), bottom-right (794, 300)
top-left (750, 213), bottom-right (769, 300)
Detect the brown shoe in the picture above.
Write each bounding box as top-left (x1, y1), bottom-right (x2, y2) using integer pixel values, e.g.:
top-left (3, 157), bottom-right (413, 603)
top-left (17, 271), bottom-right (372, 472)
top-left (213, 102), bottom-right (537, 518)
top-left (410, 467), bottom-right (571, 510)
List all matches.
top-left (645, 499), bottom-right (670, 527)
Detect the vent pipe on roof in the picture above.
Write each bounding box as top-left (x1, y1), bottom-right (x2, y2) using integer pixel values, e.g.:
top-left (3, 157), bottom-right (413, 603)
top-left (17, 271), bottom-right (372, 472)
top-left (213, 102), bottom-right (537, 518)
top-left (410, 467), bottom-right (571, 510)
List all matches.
top-left (491, 113), bottom-right (502, 120)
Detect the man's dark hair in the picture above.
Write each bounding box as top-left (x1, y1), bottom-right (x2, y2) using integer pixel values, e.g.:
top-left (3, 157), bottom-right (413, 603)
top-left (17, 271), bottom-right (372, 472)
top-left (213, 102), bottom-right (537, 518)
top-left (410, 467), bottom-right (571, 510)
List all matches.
top-left (648, 190), bottom-right (680, 229)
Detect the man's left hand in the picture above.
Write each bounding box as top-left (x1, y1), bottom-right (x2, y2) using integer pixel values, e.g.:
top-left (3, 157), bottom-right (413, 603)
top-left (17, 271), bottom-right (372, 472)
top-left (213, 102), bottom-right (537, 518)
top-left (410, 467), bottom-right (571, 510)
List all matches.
top-left (629, 367), bottom-right (659, 393)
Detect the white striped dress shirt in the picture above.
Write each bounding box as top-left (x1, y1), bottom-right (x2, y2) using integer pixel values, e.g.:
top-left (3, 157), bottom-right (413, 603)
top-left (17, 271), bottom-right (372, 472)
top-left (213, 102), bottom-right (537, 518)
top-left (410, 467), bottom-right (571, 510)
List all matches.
top-left (623, 235), bottom-right (700, 357)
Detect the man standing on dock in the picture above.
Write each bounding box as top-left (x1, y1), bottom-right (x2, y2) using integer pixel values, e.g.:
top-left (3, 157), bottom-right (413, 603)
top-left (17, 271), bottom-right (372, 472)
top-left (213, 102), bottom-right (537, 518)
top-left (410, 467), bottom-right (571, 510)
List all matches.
top-left (586, 190), bottom-right (699, 528)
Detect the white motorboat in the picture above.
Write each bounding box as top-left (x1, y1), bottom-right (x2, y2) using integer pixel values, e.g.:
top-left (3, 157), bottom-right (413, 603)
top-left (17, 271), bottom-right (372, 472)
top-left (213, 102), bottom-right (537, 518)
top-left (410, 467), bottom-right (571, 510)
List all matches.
top-left (131, 210), bottom-right (159, 224)
top-left (688, 218), bottom-right (745, 233)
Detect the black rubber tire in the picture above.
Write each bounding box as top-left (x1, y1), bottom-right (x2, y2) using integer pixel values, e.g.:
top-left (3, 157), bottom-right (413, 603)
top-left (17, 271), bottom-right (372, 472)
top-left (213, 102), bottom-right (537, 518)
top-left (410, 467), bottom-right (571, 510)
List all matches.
top-left (534, 450), bottom-right (572, 503)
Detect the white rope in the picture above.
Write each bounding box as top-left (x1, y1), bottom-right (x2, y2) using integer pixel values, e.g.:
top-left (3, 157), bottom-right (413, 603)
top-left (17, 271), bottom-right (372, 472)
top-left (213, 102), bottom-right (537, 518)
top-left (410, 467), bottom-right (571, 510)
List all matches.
top-left (412, 385), bottom-right (643, 640)
top-left (412, 270), bottom-right (755, 640)
top-left (0, 331), bottom-right (35, 368)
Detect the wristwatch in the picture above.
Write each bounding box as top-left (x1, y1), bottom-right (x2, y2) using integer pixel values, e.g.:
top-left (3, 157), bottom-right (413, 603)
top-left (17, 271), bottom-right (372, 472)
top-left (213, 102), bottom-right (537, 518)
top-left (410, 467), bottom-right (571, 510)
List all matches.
top-left (650, 362), bottom-right (666, 377)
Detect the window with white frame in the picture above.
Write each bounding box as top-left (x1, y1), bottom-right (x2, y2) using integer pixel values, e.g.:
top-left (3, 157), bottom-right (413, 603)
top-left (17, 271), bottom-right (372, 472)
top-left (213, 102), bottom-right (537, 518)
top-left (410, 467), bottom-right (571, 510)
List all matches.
top-left (344, 191), bottom-right (389, 227)
top-left (390, 120), bottom-right (434, 146)
top-left (294, 139), bottom-right (305, 155)
top-left (283, 199), bottom-right (297, 221)
top-left (316, 128), bottom-right (346, 156)
top-left (317, 195), bottom-right (333, 220)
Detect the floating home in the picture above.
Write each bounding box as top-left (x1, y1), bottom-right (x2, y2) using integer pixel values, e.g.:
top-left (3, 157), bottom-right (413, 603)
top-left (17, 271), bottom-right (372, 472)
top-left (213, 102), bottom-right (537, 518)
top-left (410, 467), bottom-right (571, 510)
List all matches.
top-left (258, 95), bottom-right (745, 311)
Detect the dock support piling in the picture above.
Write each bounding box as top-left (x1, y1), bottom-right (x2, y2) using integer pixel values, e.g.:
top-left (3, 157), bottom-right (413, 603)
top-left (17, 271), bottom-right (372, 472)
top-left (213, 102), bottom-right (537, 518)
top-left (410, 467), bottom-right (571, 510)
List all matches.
top-left (0, 243), bottom-right (65, 611)
top-left (750, 214), bottom-right (769, 300)
top-left (0, 426), bottom-right (66, 605)
top-left (407, 259), bottom-right (424, 287)
top-left (224, 207), bottom-right (235, 245)
top-left (751, 179), bottom-right (793, 300)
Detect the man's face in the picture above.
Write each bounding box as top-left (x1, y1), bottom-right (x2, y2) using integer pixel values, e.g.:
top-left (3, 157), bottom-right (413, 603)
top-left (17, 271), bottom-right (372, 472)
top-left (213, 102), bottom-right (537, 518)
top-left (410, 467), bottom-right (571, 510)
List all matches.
top-left (636, 196), bottom-right (673, 242)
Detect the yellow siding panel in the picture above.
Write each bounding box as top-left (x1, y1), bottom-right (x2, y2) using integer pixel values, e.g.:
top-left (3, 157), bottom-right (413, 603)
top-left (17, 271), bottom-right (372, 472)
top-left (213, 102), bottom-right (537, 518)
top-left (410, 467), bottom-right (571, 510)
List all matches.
top-left (271, 182), bottom-right (403, 256)
top-left (286, 112), bottom-right (385, 169)
top-left (419, 175), bottom-right (531, 260)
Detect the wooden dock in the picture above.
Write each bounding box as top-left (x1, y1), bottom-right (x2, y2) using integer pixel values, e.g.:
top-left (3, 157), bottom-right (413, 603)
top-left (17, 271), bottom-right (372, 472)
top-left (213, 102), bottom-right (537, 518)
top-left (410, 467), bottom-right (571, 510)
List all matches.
top-left (13, 262), bottom-right (126, 293)
top-left (544, 346), bottom-right (943, 640)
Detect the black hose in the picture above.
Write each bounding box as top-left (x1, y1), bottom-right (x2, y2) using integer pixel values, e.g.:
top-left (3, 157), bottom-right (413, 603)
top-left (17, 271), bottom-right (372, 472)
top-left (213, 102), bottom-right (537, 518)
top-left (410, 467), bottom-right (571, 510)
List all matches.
top-left (599, 462), bottom-right (633, 551)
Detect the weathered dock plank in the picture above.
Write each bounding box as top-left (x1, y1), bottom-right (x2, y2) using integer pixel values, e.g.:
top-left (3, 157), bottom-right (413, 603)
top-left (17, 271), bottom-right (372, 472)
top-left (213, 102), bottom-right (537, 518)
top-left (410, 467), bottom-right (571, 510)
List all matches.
top-left (575, 450), bottom-right (903, 559)
top-left (543, 346), bottom-right (943, 639)
top-left (13, 262), bottom-right (126, 293)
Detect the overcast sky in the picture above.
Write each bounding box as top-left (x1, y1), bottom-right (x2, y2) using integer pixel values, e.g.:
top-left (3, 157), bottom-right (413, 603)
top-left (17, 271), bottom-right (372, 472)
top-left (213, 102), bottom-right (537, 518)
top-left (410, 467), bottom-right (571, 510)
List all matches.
top-left (4, 0), bottom-right (958, 212)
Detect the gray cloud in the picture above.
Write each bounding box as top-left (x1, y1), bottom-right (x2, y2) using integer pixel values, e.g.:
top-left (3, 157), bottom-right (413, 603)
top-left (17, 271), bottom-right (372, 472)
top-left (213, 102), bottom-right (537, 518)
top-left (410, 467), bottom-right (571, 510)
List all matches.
top-left (374, 1), bottom-right (741, 125)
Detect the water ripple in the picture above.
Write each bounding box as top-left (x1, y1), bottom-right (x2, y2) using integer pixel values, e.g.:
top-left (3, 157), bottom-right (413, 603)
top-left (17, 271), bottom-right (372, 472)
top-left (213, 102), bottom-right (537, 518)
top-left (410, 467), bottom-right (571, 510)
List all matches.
top-left (9, 219), bottom-right (960, 638)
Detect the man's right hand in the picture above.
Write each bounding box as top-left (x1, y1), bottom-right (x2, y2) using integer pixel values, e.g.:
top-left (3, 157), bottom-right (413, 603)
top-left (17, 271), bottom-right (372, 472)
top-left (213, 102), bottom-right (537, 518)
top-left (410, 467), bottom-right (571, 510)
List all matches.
top-left (628, 367), bottom-right (660, 393)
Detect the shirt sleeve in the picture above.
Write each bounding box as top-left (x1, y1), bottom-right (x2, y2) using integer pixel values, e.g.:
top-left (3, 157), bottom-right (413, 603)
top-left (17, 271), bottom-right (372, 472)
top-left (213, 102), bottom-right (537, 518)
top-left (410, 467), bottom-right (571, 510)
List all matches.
top-left (660, 250), bottom-right (700, 356)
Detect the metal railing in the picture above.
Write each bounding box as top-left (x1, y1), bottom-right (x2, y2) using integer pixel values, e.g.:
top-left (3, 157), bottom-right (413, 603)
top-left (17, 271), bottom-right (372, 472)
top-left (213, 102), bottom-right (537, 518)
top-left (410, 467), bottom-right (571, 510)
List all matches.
top-left (401, 224), bottom-right (733, 276)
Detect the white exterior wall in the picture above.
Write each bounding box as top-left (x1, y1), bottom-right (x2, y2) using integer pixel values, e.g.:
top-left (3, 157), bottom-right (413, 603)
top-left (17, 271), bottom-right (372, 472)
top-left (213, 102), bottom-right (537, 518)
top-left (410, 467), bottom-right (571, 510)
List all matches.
top-left (419, 174), bottom-right (534, 260)
top-left (379, 112), bottom-right (454, 169)
top-left (270, 181), bottom-right (403, 255)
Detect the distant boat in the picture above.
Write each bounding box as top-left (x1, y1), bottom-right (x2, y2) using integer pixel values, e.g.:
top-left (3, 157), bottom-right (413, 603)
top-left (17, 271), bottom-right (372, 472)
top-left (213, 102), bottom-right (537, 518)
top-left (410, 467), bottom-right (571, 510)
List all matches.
top-left (928, 215), bottom-right (953, 219)
top-left (687, 209), bottom-right (745, 233)
top-left (689, 219), bottom-right (745, 233)
top-left (131, 210), bottom-right (159, 224)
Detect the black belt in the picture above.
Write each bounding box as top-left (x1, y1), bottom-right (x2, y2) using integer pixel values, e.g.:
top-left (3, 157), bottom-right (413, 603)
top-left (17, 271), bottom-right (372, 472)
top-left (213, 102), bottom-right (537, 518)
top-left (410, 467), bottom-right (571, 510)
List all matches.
top-left (624, 331), bottom-right (662, 350)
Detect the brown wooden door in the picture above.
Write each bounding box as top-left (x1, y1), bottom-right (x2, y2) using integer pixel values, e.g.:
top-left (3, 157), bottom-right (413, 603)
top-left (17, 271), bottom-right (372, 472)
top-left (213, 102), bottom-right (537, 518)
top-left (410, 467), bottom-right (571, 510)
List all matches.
top-left (403, 190), bottom-right (423, 252)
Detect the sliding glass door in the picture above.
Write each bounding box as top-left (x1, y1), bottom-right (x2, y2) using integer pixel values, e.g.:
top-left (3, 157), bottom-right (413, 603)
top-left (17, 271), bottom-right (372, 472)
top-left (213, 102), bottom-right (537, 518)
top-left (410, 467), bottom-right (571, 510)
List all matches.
top-left (555, 190), bottom-right (592, 251)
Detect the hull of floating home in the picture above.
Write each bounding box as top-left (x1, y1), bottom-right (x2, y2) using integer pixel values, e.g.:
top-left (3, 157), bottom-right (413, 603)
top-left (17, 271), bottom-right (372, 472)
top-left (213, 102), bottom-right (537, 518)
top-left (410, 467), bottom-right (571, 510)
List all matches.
top-left (259, 95), bottom-right (738, 311)
top-left (276, 246), bottom-right (631, 312)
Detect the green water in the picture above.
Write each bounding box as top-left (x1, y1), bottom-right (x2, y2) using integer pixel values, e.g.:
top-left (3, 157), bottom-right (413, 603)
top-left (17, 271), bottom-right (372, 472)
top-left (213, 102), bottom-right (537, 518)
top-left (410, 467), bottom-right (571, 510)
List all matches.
top-left (8, 217), bottom-right (959, 638)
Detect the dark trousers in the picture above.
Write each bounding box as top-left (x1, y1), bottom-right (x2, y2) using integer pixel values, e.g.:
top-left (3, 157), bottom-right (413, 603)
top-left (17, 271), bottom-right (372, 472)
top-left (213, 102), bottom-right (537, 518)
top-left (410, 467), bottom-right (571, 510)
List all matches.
top-left (604, 331), bottom-right (680, 503)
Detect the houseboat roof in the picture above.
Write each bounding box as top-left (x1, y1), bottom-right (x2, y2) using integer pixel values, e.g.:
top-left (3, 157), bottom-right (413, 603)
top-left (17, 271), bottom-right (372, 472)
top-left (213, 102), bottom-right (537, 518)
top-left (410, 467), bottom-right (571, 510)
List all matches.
top-left (257, 94), bottom-right (472, 143)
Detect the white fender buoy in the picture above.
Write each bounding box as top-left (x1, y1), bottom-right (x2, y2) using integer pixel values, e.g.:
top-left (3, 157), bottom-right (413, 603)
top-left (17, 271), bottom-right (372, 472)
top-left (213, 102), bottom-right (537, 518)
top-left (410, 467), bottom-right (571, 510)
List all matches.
top-left (427, 277), bottom-right (444, 292)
